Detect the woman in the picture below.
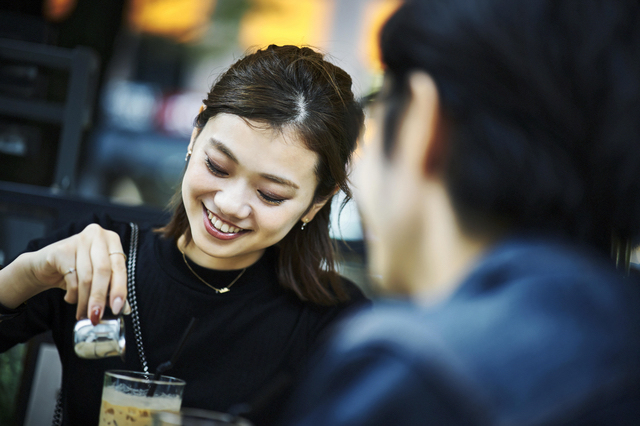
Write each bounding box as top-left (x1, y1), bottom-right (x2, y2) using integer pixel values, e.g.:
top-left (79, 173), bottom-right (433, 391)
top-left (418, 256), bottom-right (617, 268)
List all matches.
top-left (0, 45), bottom-right (367, 425)
top-left (280, 0), bottom-right (640, 424)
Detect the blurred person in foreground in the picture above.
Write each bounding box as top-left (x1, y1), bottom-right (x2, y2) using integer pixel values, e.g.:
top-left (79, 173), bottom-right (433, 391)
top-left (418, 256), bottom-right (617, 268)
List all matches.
top-left (280, 0), bottom-right (640, 424)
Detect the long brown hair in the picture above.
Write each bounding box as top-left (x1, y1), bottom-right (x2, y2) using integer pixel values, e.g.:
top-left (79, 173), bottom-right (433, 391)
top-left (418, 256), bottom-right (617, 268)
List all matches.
top-left (158, 45), bottom-right (364, 305)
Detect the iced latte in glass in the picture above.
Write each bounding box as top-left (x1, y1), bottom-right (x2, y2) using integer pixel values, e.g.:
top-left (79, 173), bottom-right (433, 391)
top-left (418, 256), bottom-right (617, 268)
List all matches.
top-left (99, 370), bottom-right (186, 426)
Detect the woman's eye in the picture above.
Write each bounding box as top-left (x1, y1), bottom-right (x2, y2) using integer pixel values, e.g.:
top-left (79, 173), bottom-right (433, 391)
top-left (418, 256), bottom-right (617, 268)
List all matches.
top-left (205, 158), bottom-right (227, 177)
top-left (258, 190), bottom-right (286, 205)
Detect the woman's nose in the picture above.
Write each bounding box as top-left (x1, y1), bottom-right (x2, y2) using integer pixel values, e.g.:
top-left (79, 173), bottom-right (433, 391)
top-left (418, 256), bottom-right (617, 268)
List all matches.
top-left (214, 181), bottom-right (252, 219)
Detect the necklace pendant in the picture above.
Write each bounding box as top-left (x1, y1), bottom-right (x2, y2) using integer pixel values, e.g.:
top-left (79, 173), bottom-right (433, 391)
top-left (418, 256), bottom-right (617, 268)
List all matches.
top-left (218, 287), bottom-right (230, 294)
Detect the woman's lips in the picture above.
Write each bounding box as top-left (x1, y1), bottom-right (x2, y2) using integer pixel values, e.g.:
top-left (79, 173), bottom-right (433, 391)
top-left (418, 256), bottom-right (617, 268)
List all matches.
top-left (207, 210), bottom-right (242, 233)
top-left (201, 206), bottom-right (247, 240)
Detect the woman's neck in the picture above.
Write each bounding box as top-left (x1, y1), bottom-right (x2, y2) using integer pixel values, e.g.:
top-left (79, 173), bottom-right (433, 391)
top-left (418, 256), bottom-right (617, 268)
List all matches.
top-left (176, 234), bottom-right (265, 270)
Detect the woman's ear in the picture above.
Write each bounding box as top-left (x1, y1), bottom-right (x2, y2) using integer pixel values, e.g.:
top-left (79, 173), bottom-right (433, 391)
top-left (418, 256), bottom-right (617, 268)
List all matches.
top-left (188, 105), bottom-right (207, 152)
top-left (302, 199), bottom-right (328, 223)
top-left (301, 185), bottom-right (340, 223)
top-left (187, 127), bottom-right (198, 153)
top-left (301, 193), bottom-right (335, 224)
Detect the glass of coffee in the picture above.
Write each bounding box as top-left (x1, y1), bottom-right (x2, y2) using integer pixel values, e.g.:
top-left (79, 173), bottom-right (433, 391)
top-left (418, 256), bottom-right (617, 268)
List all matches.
top-left (99, 370), bottom-right (186, 426)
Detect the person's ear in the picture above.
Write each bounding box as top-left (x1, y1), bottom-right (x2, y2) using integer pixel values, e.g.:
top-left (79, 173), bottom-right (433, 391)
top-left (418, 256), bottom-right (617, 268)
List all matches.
top-left (187, 105), bottom-right (207, 153)
top-left (300, 188), bottom-right (338, 225)
top-left (187, 127), bottom-right (198, 153)
top-left (399, 72), bottom-right (444, 178)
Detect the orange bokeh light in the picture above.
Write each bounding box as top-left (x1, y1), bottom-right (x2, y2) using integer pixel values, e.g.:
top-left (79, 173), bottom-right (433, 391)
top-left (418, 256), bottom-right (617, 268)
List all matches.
top-left (128, 0), bottom-right (217, 43)
top-left (239, 0), bottom-right (335, 50)
top-left (43, 0), bottom-right (77, 22)
top-left (361, 0), bottom-right (402, 71)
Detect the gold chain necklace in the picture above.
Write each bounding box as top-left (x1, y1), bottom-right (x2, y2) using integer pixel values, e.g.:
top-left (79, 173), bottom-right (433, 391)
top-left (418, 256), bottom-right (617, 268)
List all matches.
top-left (179, 250), bottom-right (246, 294)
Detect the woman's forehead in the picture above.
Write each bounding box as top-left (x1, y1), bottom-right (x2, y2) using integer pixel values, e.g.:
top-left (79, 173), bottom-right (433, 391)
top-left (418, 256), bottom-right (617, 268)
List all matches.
top-left (201, 114), bottom-right (319, 186)
top-left (201, 114), bottom-right (307, 146)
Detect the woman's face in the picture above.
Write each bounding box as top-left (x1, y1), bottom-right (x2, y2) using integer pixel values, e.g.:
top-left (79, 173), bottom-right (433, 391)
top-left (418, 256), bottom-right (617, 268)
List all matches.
top-left (181, 113), bottom-right (324, 270)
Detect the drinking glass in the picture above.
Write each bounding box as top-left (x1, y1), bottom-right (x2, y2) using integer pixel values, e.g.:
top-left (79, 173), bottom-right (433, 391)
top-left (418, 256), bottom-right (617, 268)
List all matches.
top-left (99, 370), bottom-right (186, 426)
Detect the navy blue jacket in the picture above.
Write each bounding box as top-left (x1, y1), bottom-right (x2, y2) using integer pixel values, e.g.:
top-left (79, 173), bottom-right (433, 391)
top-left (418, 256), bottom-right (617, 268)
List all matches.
top-left (282, 236), bottom-right (640, 425)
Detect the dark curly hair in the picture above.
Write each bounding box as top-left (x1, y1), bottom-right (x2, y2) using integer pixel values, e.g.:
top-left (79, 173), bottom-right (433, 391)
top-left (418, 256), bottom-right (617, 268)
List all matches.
top-left (380, 0), bottom-right (640, 252)
top-left (158, 45), bottom-right (364, 305)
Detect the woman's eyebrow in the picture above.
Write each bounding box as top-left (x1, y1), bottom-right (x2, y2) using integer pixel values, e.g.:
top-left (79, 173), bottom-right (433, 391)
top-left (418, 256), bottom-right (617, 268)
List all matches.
top-left (260, 173), bottom-right (299, 190)
top-left (208, 137), bottom-right (300, 190)
top-left (209, 138), bottom-right (239, 163)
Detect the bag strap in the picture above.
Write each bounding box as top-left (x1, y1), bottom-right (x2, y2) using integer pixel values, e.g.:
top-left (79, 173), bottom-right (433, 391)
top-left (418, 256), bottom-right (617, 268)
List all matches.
top-left (51, 391), bottom-right (62, 426)
top-left (126, 222), bottom-right (149, 374)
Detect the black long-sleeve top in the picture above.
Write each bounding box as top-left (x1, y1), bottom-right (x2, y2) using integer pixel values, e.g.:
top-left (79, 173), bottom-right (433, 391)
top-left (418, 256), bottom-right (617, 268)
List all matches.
top-left (0, 214), bottom-right (368, 425)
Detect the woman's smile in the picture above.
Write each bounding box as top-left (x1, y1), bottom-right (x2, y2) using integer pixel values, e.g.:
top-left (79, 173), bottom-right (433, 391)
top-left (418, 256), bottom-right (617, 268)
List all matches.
top-left (202, 205), bottom-right (247, 241)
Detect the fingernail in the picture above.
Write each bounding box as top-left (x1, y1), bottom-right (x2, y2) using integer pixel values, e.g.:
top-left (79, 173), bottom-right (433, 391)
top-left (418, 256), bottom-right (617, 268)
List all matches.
top-left (90, 306), bottom-right (101, 326)
top-left (123, 300), bottom-right (131, 315)
top-left (111, 297), bottom-right (124, 315)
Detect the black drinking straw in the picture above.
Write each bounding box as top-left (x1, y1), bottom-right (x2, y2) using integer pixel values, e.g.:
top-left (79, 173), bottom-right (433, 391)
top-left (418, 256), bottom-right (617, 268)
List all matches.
top-left (147, 317), bottom-right (197, 397)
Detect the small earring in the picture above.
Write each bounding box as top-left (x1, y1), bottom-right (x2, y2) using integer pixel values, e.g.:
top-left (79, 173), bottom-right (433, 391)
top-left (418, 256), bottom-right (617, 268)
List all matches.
top-left (185, 149), bottom-right (193, 162)
top-left (301, 219), bottom-right (309, 230)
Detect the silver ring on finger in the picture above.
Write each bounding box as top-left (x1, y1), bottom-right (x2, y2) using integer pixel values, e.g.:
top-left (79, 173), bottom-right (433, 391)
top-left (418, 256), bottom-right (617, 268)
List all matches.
top-left (64, 267), bottom-right (76, 276)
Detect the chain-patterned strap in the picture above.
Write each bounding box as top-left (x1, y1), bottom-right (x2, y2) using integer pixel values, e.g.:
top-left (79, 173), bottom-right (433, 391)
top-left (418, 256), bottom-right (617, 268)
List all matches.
top-left (51, 388), bottom-right (63, 426)
top-left (126, 222), bottom-right (149, 374)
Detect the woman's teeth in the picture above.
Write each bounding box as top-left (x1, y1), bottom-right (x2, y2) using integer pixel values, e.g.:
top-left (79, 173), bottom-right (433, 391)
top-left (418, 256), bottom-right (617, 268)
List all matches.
top-left (207, 211), bottom-right (241, 233)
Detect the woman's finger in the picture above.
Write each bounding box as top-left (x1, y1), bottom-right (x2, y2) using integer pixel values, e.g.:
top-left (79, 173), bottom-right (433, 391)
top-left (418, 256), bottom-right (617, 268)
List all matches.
top-left (74, 228), bottom-right (94, 321)
top-left (62, 265), bottom-right (79, 304)
top-left (123, 299), bottom-right (131, 315)
top-left (85, 232), bottom-right (113, 325)
top-left (106, 234), bottom-right (128, 315)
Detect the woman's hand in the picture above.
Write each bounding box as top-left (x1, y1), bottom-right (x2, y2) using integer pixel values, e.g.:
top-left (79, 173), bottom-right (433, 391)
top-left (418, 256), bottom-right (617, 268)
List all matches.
top-left (27, 223), bottom-right (129, 324)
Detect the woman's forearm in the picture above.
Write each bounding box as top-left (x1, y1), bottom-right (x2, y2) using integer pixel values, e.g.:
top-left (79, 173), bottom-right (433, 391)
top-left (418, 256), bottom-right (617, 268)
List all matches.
top-left (0, 252), bottom-right (48, 309)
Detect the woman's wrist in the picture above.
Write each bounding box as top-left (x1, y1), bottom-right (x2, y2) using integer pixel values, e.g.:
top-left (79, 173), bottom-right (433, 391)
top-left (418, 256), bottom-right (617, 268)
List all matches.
top-left (0, 252), bottom-right (48, 309)
top-left (0, 263), bottom-right (27, 320)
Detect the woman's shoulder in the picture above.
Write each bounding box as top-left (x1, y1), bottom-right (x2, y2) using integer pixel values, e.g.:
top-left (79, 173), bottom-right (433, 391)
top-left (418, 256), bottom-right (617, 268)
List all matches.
top-left (338, 275), bottom-right (370, 307)
top-left (301, 275), bottom-right (371, 331)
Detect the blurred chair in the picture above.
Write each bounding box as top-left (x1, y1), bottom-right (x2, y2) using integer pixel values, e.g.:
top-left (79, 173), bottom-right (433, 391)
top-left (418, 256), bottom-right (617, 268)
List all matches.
top-left (0, 180), bottom-right (169, 264)
top-left (0, 37), bottom-right (99, 192)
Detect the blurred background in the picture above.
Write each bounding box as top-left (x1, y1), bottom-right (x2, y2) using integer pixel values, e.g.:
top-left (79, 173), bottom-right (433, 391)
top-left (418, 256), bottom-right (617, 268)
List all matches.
top-left (0, 0), bottom-right (398, 207)
top-left (0, 0), bottom-right (399, 424)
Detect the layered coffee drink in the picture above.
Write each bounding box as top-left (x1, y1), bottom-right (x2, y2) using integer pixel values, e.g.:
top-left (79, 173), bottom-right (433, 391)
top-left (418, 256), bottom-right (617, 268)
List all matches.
top-left (99, 370), bottom-right (185, 426)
